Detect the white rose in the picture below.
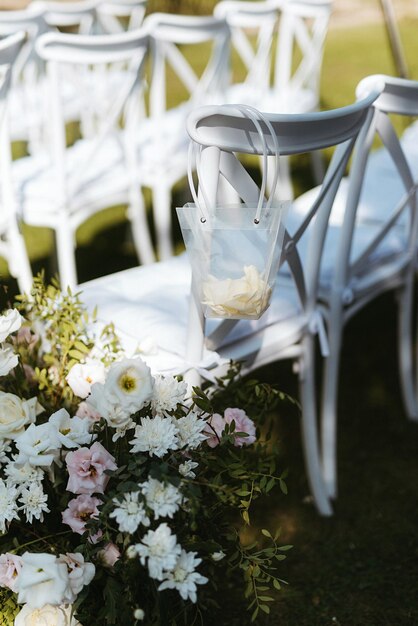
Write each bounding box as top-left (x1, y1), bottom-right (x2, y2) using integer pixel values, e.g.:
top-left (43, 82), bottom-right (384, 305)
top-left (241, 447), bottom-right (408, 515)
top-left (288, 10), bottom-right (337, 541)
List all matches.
top-left (0, 309), bottom-right (22, 342)
top-left (103, 357), bottom-right (154, 413)
top-left (0, 393), bottom-right (42, 440)
top-left (202, 265), bottom-right (271, 318)
top-left (15, 603), bottom-right (81, 626)
top-left (0, 345), bottom-right (19, 376)
top-left (17, 553), bottom-right (69, 609)
top-left (66, 360), bottom-right (106, 399)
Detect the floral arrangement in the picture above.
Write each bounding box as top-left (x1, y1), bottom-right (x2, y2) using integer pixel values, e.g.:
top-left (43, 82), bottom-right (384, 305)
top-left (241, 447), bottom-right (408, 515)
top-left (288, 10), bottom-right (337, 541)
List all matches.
top-left (0, 277), bottom-right (294, 625)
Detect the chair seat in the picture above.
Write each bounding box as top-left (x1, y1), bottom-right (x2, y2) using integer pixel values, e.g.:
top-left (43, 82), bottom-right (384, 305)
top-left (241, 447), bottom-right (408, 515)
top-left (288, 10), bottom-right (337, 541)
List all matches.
top-left (78, 252), bottom-right (305, 375)
top-left (12, 134), bottom-right (130, 229)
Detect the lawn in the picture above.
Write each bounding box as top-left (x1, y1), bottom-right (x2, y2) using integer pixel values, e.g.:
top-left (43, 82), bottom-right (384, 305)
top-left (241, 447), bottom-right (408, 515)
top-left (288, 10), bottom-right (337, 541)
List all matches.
top-left (2, 12), bottom-right (418, 626)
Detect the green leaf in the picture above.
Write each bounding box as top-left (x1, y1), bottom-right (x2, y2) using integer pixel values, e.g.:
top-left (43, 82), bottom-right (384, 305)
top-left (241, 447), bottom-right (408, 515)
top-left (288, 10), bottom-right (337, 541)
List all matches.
top-left (261, 529), bottom-right (272, 538)
top-left (260, 604), bottom-right (270, 614)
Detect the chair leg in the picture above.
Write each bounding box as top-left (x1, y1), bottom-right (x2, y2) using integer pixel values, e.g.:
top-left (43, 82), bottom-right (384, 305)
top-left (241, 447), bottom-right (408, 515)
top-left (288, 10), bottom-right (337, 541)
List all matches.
top-left (152, 184), bottom-right (173, 261)
top-left (8, 222), bottom-right (33, 294)
top-left (55, 225), bottom-right (78, 290)
top-left (320, 299), bottom-right (345, 500)
top-left (397, 277), bottom-right (418, 420)
top-left (298, 334), bottom-right (333, 516)
top-left (127, 187), bottom-right (155, 266)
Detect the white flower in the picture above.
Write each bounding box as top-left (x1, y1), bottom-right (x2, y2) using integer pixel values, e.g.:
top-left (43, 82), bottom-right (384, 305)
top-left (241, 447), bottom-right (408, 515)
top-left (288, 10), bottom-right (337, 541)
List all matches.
top-left (0, 393), bottom-right (42, 440)
top-left (175, 412), bottom-right (207, 450)
top-left (135, 523), bottom-right (181, 581)
top-left (178, 460), bottom-right (198, 479)
top-left (0, 345), bottom-right (19, 376)
top-left (0, 309), bottom-right (22, 342)
top-left (211, 551), bottom-right (226, 562)
top-left (66, 359), bottom-right (106, 399)
top-left (88, 357), bottom-right (154, 419)
top-left (133, 607), bottom-right (145, 620)
top-left (158, 550), bottom-right (208, 603)
top-left (109, 491), bottom-right (150, 534)
top-left (130, 415), bottom-right (178, 458)
top-left (4, 460), bottom-right (44, 485)
top-left (59, 553), bottom-right (95, 603)
top-left (48, 409), bottom-right (94, 449)
top-left (0, 439), bottom-right (11, 465)
top-left (14, 423), bottom-right (60, 467)
top-left (151, 376), bottom-right (188, 416)
top-left (141, 478), bottom-right (182, 520)
top-left (19, 482), bottom-right (50, 524)
top-left (0, 479), bottom-right (19, 532)
top-left (137, 335), bottom-right (158, 355)
top-left (14, 603), bottom-right (81, 626)
top-left (17, 552), bottom-right (69, 608)
top-left (202, 265), bottom-right (271, 318)
top-left (87, 383), bottom-right (134, 432)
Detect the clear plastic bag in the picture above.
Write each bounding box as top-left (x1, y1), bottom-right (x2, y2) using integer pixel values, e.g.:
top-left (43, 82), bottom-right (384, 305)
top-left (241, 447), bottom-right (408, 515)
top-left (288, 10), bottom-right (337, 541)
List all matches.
top-left (177, 104), bottom-right (288, 320)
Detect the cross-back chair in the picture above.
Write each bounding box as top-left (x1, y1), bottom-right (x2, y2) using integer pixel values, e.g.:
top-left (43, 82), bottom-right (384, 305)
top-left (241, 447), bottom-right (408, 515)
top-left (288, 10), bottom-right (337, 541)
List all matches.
top-left (96, 0), bottom-right (147, 34)
top-left (296, 75), bottom-right (418, 500)
top-left (11, 28), bottom-right (154, 289)
top-left (0, 31), bottom-right (32, 293)
top-left (138, 12), bottom-right (231, 261)
top-left (78, 92), bottom-right (379, 515)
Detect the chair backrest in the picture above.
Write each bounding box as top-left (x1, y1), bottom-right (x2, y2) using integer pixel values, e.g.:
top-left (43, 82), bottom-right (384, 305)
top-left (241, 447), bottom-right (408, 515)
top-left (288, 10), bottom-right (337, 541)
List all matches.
top-left (144, 12), bottom-right (230, 118)
top-left (214, 0), bottom-right (278, 100)
top-left (35, 0), bottom-right (98, 34)
top-left (331, 75), bottom-right (418, 302)
top-left (35, 28), bottom-right (149, 205)
top-left (183, 91), bottom-right (379, 365)
top-left (96, 0), bottom-right (147, 34)
top-left (273, 0), bottom-right (331, 107)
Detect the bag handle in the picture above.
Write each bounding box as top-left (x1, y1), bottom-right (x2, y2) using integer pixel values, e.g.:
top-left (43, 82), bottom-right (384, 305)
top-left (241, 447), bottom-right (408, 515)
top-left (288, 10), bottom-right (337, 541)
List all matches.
top-left (187, 103), bottom-right (281, 224)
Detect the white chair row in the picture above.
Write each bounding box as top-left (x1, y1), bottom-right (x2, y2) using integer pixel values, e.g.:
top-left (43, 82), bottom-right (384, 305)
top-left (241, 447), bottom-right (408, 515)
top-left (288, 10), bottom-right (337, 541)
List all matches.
top-left (0, 1), bottom-right (332, 286)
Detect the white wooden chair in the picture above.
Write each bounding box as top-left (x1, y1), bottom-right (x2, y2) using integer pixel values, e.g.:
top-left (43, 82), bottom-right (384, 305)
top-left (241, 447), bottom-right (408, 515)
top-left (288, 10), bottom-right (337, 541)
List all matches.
top-left (78, 92), bottom-right (378, 515)
top-left (96, 0), bottom-right (147, 34)
top-left (292, 75), bottom-right (418, 499)
top-left (11, 28), bottom-right (154, 289)
top-left (138, 12), bottom-right (230, 261)
top-left (0, 31), bottom-right (33, 293)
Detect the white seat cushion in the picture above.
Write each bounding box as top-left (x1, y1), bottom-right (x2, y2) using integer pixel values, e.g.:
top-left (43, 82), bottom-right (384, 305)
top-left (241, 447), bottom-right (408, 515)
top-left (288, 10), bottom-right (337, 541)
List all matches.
top-left (78, 253), bottom-right (305, 374)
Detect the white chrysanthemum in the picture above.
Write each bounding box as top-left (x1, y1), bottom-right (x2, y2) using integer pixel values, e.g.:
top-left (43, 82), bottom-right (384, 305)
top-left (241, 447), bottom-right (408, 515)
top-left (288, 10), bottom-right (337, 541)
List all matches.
top-left (109, 491), bottom-right (150, 534)
top-left (48, 408), bottom-right (94, 449)
top-left (151, 376), bottom-right (188, 416)
top-left (135, 523), bottom-right (181, 581)
top-left (175, 412), bottom-right (207, 450)
top-left (0, 439), bottom-right (11, 465)
top-left (5, 460), bottom-right (44, 485)
top-left (141, 478), bottom-right (182, 520)
top-left (129, 415), bottom-right (179, 458)
top-left (178, 460), bottom-right (198, 479)
top-left (0, 479), bottom-right (19, 532)
top-left (158, 550), bottom-right (208, 603)
top-left (19, 482), bottom-right (50, 524)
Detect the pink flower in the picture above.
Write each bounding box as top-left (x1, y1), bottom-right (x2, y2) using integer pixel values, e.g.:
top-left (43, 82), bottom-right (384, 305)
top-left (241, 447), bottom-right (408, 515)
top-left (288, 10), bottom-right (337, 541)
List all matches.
top-left (0, 553), bottom-right (23, 592)
top-left (65, 442), bottom-right (117, 495)
top-left (204, 413), bottom-right (226, 448)
top-left (224, 408), bottom-right (256, 447)
top-left (98, 542), bottom-right (121, 568)
top-left (76, 401), bottom-right (101, 422)
top-left (62, 494), bottom-right (102, 543)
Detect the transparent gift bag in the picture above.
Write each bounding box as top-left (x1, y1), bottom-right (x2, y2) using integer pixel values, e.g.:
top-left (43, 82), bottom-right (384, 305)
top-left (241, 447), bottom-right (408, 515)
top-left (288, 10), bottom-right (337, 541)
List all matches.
top-left (177, 104), bottom-right (289, 320)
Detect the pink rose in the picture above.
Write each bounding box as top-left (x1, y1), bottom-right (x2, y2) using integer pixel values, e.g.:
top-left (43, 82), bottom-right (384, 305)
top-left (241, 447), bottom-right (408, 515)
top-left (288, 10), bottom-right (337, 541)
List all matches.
top-left (224, 408), bottom-right (256, 447)
top-left (98, 542), bottom-right (121, 568)
top-left (0, 553), bottom-right (23, 592)
top-left (204, 413), bottom-right (226, 448)
top-left (62, 494), bottom-right (102, 543)
top-left (66, 442), bottom-right (117, 495)
top-left (76, 401), bottom-right (101, 422)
